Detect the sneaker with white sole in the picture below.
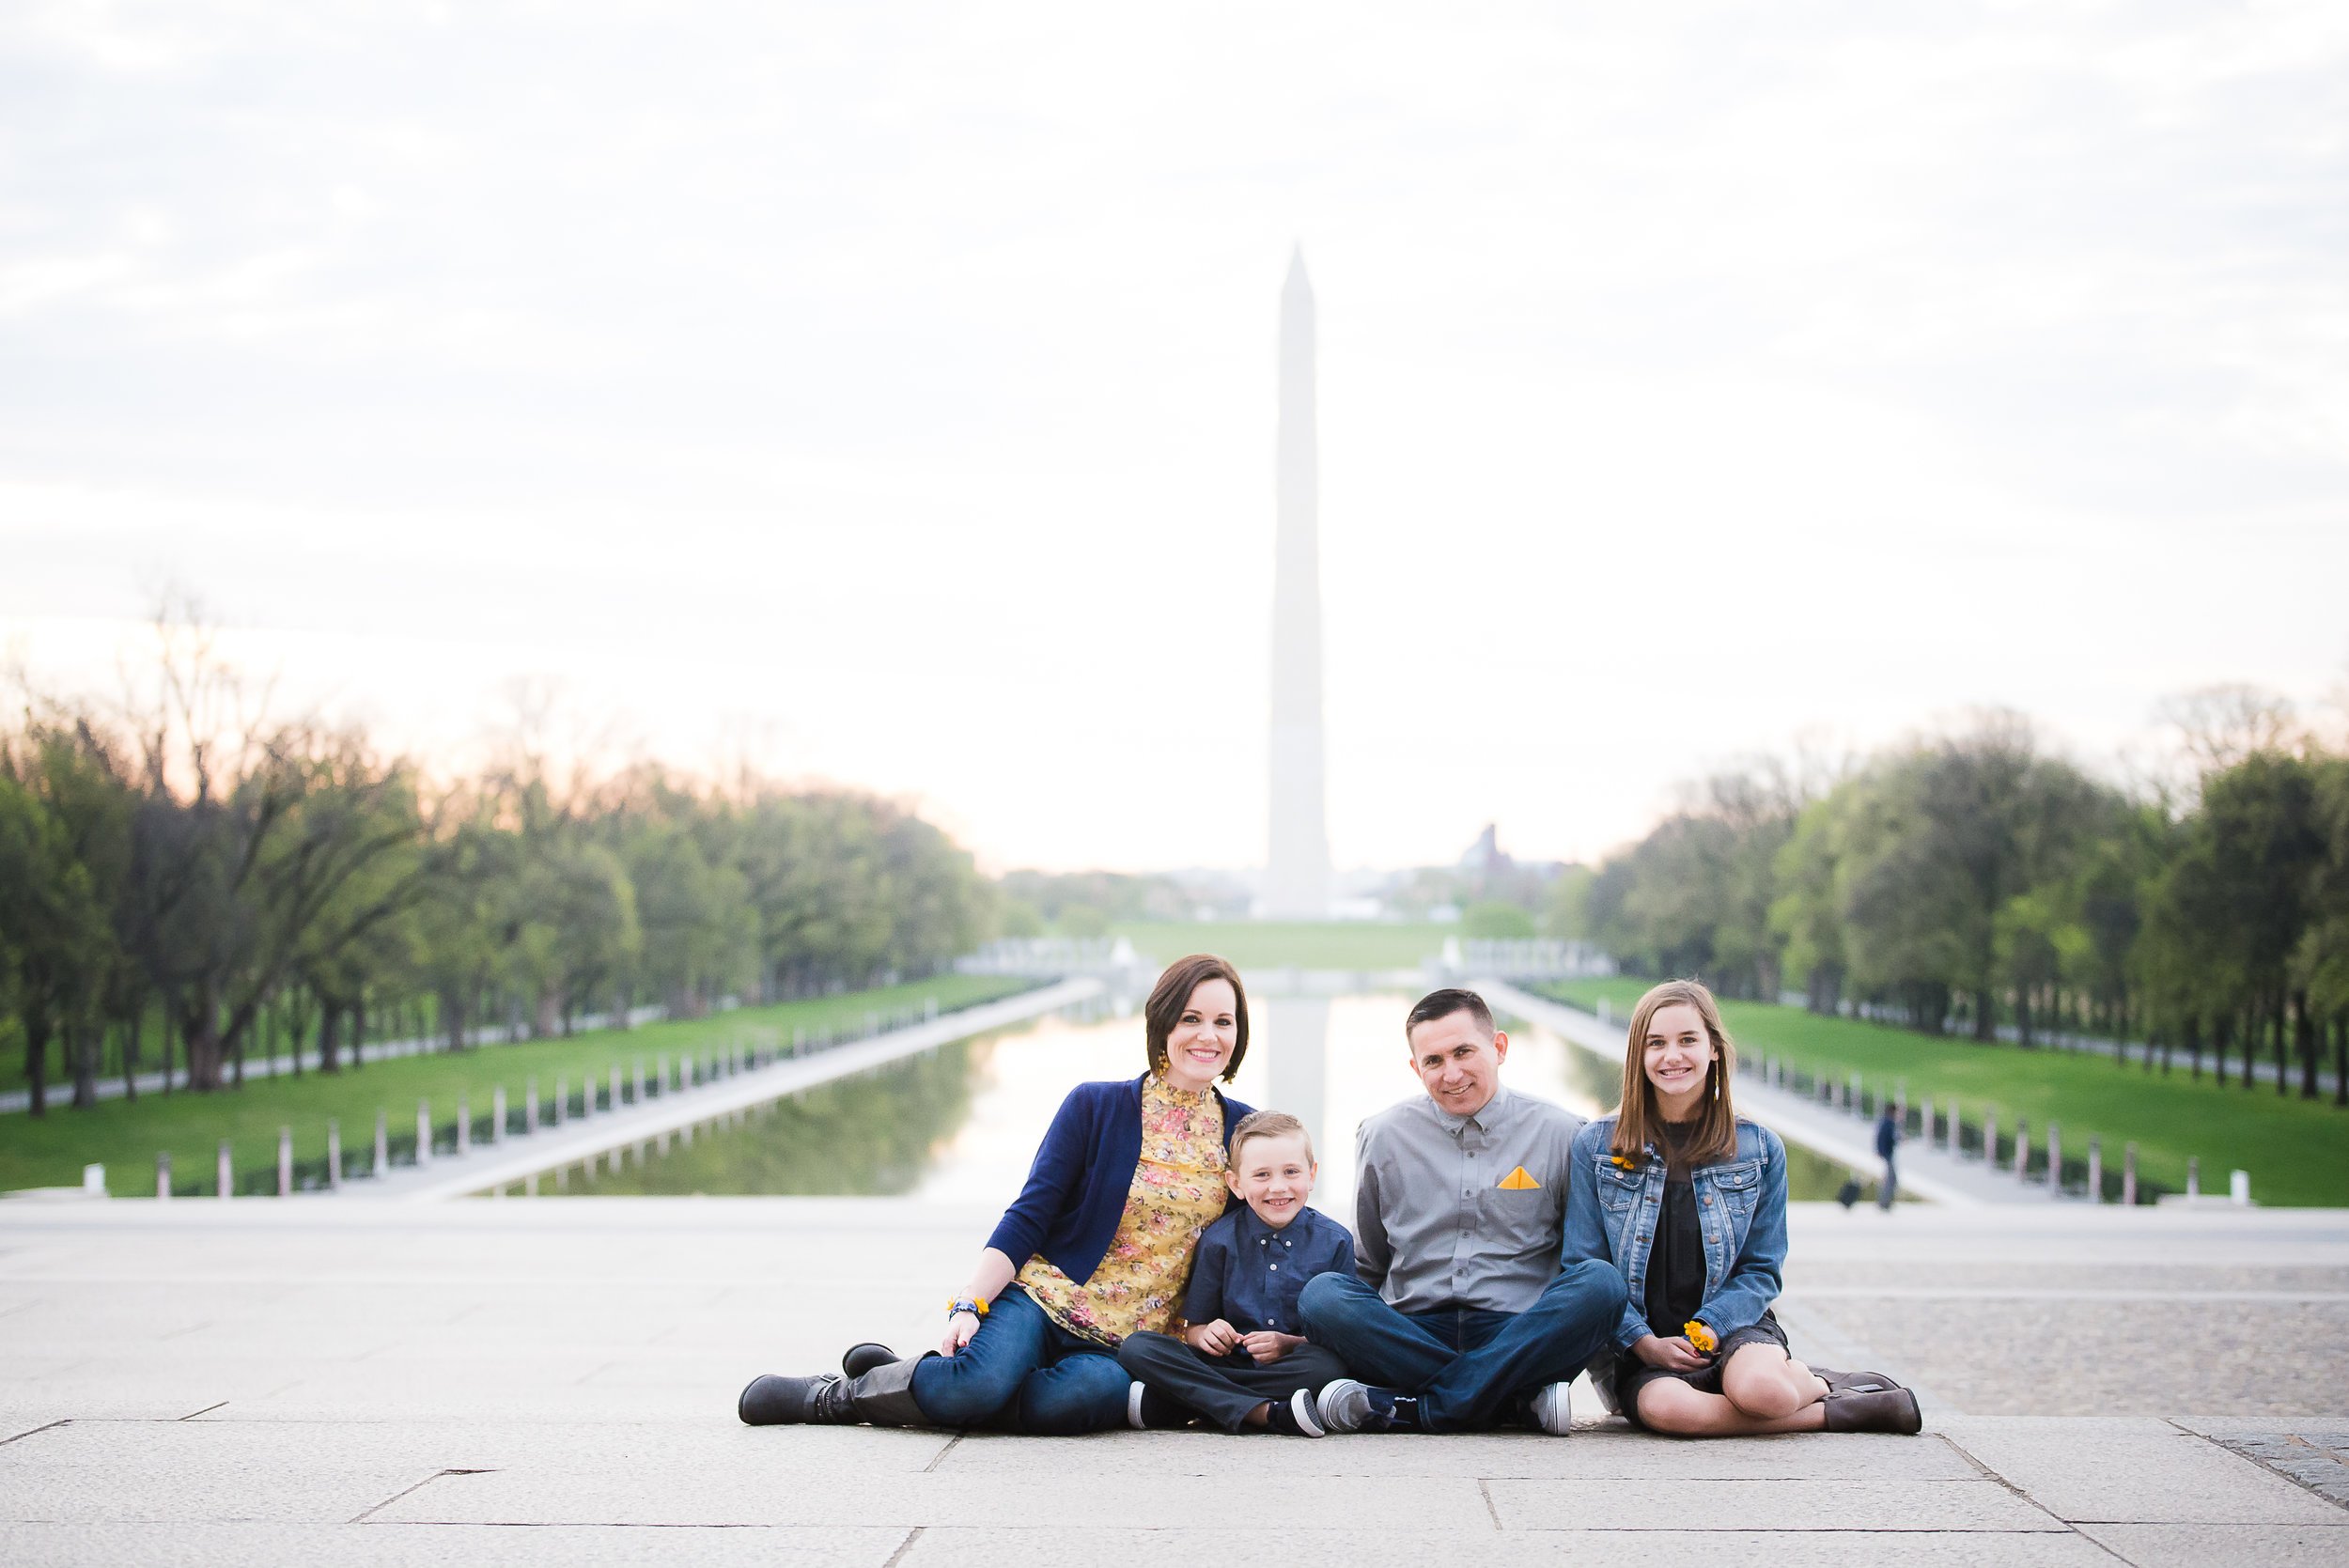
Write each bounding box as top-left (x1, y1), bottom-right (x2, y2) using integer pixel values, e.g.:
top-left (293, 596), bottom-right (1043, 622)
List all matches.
top-left (1530, 1379), bottom-right (1572, 1435)
top-left (1127, 1380), bottom-right (1190, 1430)
top-left (1263, 1388), bottom-right (1327, 1437)
top-left (1315, 1378), bottom-right (1420, 1434)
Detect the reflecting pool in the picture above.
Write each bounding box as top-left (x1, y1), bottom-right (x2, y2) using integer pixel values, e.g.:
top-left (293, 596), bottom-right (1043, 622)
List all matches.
top-left (535, 993), bottom-right (1875, 1205)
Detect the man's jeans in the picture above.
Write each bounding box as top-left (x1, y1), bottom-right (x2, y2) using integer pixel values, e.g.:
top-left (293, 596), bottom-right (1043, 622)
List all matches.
top-left (910, 1286), bottom-right (1130, 1435)
top-left (1298, 1262), bottom-right (1627, 1432)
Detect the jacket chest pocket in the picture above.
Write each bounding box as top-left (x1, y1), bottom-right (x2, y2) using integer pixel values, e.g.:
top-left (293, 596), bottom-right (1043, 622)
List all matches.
top-left (1706, 1160), bottom-right (1763, 1222)
top-left (1595, 1165), bottom-right (1642, 1215)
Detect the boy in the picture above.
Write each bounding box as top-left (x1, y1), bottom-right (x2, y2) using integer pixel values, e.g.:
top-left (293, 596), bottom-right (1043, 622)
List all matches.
top-left (1116, 1110), bottom-right (1356, 1436)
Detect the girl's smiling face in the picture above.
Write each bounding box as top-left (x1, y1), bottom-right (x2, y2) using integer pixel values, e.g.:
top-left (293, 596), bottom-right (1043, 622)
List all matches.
top-left (1642, 1001), bottom-right (1716, 1118)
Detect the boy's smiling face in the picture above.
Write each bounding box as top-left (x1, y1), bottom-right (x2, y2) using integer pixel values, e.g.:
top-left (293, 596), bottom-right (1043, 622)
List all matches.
top-left (1227, 1130), bottom-right (1316, 1229)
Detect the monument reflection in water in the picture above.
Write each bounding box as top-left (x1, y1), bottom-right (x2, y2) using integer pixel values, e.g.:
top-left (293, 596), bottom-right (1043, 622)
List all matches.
top-left (549, 994), bottom-right (1868, 1204)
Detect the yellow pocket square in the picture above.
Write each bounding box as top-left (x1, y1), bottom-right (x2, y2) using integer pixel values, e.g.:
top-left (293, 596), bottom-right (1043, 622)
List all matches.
top-left (1497, 1167), bottom-right (1541, 1190)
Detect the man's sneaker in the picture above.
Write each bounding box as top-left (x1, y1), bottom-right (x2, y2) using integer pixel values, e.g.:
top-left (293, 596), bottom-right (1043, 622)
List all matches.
top-left (1127, 1381), bottom-right (1190, 1430)
top-left (1262, 1388), bottom-right (1327, 1438)
top-left (1530, 1379), bottom-right (1573, 1435)
top-left (1315, 1378), bottom-right (1421, 1435)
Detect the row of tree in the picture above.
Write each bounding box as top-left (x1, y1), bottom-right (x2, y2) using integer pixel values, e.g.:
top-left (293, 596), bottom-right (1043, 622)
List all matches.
top-left (1557, 696), bottom-right (2349, 1102)
top-left (0, 636), bottom-right (994, 1113)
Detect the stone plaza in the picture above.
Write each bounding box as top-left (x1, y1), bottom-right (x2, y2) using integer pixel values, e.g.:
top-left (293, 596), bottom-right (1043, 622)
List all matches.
top-left (3, 1194), bottom-right (2344, 1565)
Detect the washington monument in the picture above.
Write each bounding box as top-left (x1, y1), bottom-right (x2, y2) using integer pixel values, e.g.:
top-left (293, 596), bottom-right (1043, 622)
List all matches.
top-left (1264, 247), bottom-right (1331, 919)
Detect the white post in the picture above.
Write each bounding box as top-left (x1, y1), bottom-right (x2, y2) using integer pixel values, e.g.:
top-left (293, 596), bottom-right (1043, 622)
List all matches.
top-left (157, 1150), bottom-right (172, 1202)
top-left (2086, 1136), bottom-right (2102, 1203)
top-left (633, 1059), bottom-right (645, 1103)
top-left (217, 1139), bottom-right (233, 1200)
top-left (277, 1126), bottom-right (292, 1197)
top-left (456, 1094), bottom-right (471, 1156)
top-left (2046, 1123), bottom-right (2061, 1194)
top-left (375, 1110), bottom-right (389, 1177)
top-left (555, 1076), bottom-right (568, 1126)
top-left (492, 1085), bottom-right (506, 1143)
top-left (2231, 1169), bottom-right (2250, 1206)
top-left (1983, 1109), bottom-right (1998, 1167)
top-left (416, 1099), bottom-right (431, 1166)
top-left (83, 1163), bottom-right (106, 1197)
top-left (2123, 1141), bottom-right (2138, 1206)
top-left (327, 1120), bottom-right (342, 1190)
top-left (610, 1063), bottom-right (623, 1111)
top-left (2187, 1156), bottom-right (2201, 1200)
top-left (526, 1077), bottom-right (539, 1134)
top-left (1921, 1098), bottom-right (1935, 1145)
top-left (1946, 1101), bottom-right (1960, 1154)
top-left (2013, 1119), bottom-right (2030, 1180)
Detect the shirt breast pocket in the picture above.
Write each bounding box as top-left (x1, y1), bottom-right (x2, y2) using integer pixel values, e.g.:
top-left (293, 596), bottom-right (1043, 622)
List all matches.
top-left (1711, 1160), bottom-right (1763, 1219)
top-left (1479, 1180), bottom-right (1558, 1251)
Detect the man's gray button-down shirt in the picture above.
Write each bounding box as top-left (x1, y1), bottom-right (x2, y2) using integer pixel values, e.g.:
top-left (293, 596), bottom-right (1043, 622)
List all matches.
top-left (1351, 1084), bottom-right (1583, 1316)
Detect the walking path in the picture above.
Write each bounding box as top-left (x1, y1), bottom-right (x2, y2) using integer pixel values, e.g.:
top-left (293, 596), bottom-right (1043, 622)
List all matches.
top-left (2, 1198), bottom-right (2341, 1564)
top-left (1488, 980), bottom-right (2052, 1207)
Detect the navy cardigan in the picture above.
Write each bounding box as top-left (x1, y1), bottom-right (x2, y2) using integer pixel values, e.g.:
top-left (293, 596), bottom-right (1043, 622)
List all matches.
top-left (984, 1073), bottom-right (1255, 1286)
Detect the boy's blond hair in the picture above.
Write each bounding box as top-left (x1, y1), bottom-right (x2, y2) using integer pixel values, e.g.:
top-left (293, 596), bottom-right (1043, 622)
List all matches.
top-left (1229, 1110), bottom-right (1315, 1166)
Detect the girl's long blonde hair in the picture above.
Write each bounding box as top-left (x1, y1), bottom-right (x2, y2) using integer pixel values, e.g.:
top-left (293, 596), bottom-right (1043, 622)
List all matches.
top-left (1610, 979), bottom-right (1740, 1165)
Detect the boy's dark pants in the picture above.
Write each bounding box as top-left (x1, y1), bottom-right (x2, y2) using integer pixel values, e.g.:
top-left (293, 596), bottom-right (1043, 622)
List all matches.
top-left (1117, 1331), bottom-right (1352, 1432)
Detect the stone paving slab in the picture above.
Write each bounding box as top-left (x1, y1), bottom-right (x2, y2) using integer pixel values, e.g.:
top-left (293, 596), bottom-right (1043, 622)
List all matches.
top-left (1939, 1417), bottom-right (2349, 1525)
top-left (377, 1467), bottom-right (1500, 1530)
top-left (896, 1526), bottom-right (2121, 1567)
top-left (1486, 1473), bottom-right (2059, 1532)
top-left (2076, 1523), bottom-right (2349, 1566)
top-left (0, 1522), bottom-right (912, 1567)
top-left (3, 1198), bottom-right (2345, 1564)
top-left (2178, 1419), bottom-right (2349, 1509)
top-left (930, 1427), bottom-right (1985, 1480)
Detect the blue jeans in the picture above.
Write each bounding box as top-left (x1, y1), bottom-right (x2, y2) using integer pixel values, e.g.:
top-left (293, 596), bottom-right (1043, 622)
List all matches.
top-left (909, 1286), bottom-right (1131, 1435)
top-left (1298, 1262), bottom-right (1627, 1432)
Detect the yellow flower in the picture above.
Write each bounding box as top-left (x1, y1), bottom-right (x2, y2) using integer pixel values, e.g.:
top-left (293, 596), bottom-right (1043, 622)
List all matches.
top-left (1683, 1320), bottom-right (1718, 1354)
top-left (1608, 1154), bottom-right (1641, 1170)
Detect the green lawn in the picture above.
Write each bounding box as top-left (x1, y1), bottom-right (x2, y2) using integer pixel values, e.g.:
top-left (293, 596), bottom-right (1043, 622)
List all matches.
top-left (0, 974), bottom-right (1032, 1197)
top-left (1537, 978), bottom-right (2349, 1208)
top-left (1112, 921), bottom-right (1450, 970)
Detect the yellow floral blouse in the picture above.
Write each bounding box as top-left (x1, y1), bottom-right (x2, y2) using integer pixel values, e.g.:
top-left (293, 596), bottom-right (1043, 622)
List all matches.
top-left (1015, 1073), bottom-right (1231, 1346)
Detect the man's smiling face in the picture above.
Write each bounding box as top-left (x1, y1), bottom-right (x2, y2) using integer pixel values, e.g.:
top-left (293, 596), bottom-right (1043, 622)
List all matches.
top-left (1408, 1007), bottom-right (1509, 1119)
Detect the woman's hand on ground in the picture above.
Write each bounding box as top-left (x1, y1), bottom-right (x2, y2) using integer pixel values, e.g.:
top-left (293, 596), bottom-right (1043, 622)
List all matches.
top-left (940, 1310), bottom-right (981, 1357)
top-left (1183, 1319), bottom-right (1240, 1356)
top-left (1632, 1333), bottom-right (1710, 1371)
top-left (1238, 1330), bottom-right (1304, 1363)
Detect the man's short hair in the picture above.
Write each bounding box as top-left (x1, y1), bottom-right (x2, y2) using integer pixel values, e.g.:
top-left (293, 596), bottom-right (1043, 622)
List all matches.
top-left (1405, 987), bottom-right (1494, 1044)
top-left (1229, 1109), bottom-right (1315, 1166)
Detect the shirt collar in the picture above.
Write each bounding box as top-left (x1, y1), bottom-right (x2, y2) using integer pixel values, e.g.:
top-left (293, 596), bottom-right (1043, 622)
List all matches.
top-left (1234, 1203), bottom-right (1315, 1247)
top-left (1435, 1084), bottom-right (1513, 1137)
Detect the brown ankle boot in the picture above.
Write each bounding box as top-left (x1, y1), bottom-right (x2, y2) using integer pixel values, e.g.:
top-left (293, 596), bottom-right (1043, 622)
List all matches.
top-left (1822, 1386), bottom-right (1921, 1435)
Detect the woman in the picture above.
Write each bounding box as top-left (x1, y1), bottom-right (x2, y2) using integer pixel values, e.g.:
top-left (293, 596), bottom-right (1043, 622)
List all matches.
top-left (1563, 979), bottom-right (1921, 1436)
top-left (739, 953), bottom-right (1255, 1435)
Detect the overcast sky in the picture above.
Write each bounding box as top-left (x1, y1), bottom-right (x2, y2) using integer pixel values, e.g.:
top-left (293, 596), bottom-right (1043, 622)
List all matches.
top-left (5, 2), bottom-right (2345, 875)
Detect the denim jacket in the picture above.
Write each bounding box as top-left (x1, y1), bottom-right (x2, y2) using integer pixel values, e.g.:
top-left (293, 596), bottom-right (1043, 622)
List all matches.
top-left (1562, 1114), bottom-right (1788, 1355)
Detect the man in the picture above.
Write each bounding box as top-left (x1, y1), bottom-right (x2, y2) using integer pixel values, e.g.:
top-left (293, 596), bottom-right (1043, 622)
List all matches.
top-left (1299, 987), bottom-right (1626, 1434)
top-left (1875, 1103), bottom-right (1900, 1210)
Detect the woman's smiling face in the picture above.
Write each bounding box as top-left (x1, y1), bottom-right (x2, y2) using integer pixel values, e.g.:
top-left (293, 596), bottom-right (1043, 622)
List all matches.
top-left (1642, 1001), bottom-right (1715, 1113)
top-left (1162, 977), bottom-right (1238, 1091)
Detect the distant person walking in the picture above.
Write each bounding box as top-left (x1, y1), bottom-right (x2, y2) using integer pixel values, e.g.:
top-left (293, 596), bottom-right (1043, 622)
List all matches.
top-left (738, 954), bottom-right (1255, 1435)
top-left (1875, 1104), bottom-right (1899, 1210)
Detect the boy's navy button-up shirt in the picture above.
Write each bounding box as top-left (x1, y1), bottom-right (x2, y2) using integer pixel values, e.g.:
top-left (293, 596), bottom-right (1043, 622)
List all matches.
top-left (1183, 1203), bottom-right (1356, 1334)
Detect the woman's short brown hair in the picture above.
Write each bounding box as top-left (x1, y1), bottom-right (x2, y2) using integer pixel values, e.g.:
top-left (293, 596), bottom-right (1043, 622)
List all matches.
top-left (1144, 954), bottom-right (1249, 1082)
